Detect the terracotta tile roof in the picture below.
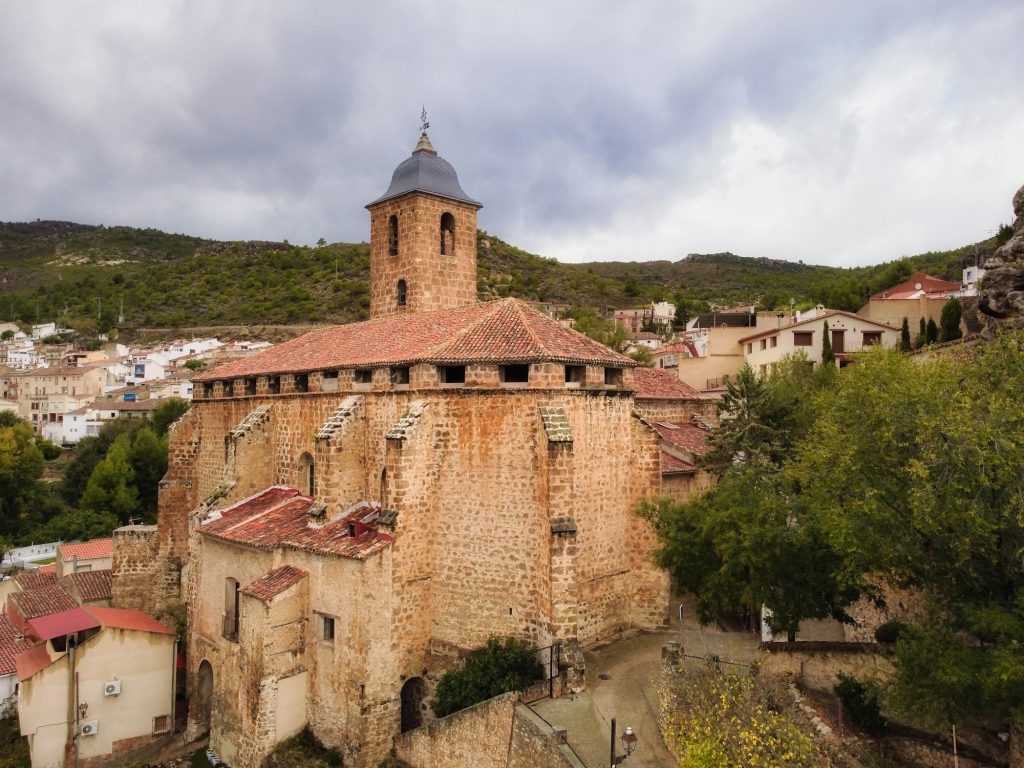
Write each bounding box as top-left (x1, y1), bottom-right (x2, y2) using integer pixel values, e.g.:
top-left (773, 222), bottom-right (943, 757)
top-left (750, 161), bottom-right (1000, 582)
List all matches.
top-left (661, 451), bottom-right (698, 474)
top-left (651, 421), bottom-right (713, 456)
top-left (633, 368), bottom-right (711, 400)
top-left (871, 272), bottom-right (962, 300)
top-left (241, 566), bottom-right (307, 602)
top-left (193, 298), bottom-right (635, 381)
top-left (64, 569), bottom-right (113, 603)
top-left (84, 606), bottom-right (176, 635)
top-left (9, 584), bottom-right (78, 620)
top-left (0, 613), bottom-right (35, 677)
top-left (200, 487), bottom-right (393, 559)
top-left (737, 310), bottom-right (897, 344)
top-left (59, 538), bottom-right (113, 562)
top-left (37, 564), bottom-right (56, 574)
top-left (14, 569), bottom-right (58, 590)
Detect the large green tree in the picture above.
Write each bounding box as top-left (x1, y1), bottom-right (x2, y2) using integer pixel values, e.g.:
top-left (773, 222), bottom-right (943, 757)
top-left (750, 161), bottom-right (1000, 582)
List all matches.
top-left (0, 418), bottom-right (46, 538)
top-left (79, 432), bottom-right (140, 522)
top-left (940, 298), bottom-right (963, 342)
top-left (790, 339), bottom-right (1024, 728)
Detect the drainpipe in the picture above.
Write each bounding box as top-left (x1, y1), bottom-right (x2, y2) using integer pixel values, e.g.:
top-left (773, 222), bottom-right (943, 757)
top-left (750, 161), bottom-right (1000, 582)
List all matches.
top-left (170, 638), bottom-right (178, 736)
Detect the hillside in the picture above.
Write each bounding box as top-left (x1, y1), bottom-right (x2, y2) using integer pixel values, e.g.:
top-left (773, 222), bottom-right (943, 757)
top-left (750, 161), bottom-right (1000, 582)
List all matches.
top-left (0, 219), bottom-right (1003, 333)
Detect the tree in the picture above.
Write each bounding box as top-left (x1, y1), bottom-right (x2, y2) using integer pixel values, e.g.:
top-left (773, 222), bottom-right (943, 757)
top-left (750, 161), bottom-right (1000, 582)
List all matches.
top-left (130, 426), bottom-right (167, 519)
top-left (900, 317), bottom-right (911, 352)
top-left (432, 637), bottom-right (543, 717)
top-left (643, 467), bottom-right (862, 640)
top-left (43, 507), bottom-right (120, 542)
top-left (926, 317), bottom-right (938, 344)
top-left (79, 432), bottom-right (140, 522)
top-left (790, 340), bottom-right (1024, 729)
top-left (0, 419), bottom-right (45, 538)
top-left (673, 295), bottom-right (690, 329)
top-left (821, 320), bottom-right (834, 366)
top-left (940, 298), bottom-right (963, 342)
top-left (183, 359), bottom-right (206, 371)
top-left (0, 330), bottom-right (13, 341)
top-left (152, 398), bottom-right (190, 436)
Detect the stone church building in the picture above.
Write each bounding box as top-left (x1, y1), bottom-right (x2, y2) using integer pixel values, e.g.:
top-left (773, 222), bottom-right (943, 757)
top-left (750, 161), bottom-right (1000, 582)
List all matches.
top-left (110, 130), bottom-right (715, 767)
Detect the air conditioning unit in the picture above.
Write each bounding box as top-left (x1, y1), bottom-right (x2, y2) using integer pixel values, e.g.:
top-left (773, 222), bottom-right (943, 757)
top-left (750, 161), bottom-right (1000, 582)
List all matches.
top-left (103, 680), bottom-right (121, 696)
top-left (80, 720), bottom-right (99, 736)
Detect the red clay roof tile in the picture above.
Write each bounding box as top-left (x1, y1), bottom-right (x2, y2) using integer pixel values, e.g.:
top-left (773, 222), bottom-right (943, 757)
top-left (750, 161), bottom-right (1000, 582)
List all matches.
top-left (241, 566), bottom-right (307, 603)
top-left (661, 451), bottom-right (698, 474)
top-left (652, 421), bottom-right (712, 456)
top-left (633, 368), bottom-right (711, 400)
top-left (9, 584), bottom-right (79, 620)
top-left (0, 614), bottom-right (34, 677)
top-left (200, 488), bottom-right (392, 559)
top-left (64, 569), bottom-right (113, 603)
top-left (14, 569), bottom-right (58, 590)
top-left (58, 538), bottom-right (113, 562)
top-left (194, 299), bottom-right (634, 381)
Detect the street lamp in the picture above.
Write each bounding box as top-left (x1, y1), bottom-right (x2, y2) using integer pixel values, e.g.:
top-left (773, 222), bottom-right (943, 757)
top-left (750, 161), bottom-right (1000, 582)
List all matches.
top-left (610, 718), bottom-right (638, 766)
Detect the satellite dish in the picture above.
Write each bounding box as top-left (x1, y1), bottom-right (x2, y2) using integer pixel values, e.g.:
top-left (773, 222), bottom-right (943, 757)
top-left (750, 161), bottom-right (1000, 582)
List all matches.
top-left (914, 282), bottom-right (922, 290)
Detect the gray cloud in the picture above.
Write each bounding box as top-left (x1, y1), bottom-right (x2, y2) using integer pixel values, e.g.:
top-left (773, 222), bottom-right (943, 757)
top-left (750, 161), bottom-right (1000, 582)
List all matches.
top-left (1, 0), bottom-right (1022, 266)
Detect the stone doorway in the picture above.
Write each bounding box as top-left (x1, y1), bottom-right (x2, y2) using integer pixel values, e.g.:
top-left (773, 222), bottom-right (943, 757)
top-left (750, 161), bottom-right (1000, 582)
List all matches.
top-left (195, 660), bottom-right (213, 734)
top-left (400, 677), bottom-right (428, 732)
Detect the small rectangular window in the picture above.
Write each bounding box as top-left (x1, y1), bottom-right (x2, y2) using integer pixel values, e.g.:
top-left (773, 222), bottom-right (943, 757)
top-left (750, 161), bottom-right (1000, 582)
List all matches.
top-left (604, 367), bottom-right (623, 387)
top-left (354, 369), bottom-right (372, 385)
top-left (759, 339), bottom-right (767, 350)
top-left (322, 615), bottom-right (335, 642)
top-left (202, 382), bottom-right (214, 398)
top-left (564, 365), bottom-right (585, 385)
top-left (862, 331), bottom-right (882, 347)
top-left (244, 378), bottom-right (257, 396)
top-left (793, 332), bottom-right (813, 347)
top-left (390, 366), bottom-right (410, 386)
top-left (500, 364), bottom-right (530, 384)
top-left (440, 365), bottom-right (465, 384)
top-left (295, 373), bottom-right (309, 393)
top-left (222, 380), bottom-right (234, 397)
top-left (746, 343), bottom-right (753, 354)
top-left (268, 376), bottom-right (281, 394)
top-left (153, 715), bottom-right (170, 735)
top-left (770, 336), bottom-right (778, 348)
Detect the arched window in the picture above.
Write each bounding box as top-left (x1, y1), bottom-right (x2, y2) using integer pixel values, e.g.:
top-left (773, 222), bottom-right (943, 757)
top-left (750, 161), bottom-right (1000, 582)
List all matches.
top-left (440, 212), bottom-right (455, 256)
top-left (401, 677), bottom-right (428, 732)
top-left (298, 452), bottom-right (314, 496)
top-left (397, 279), bottom-right (407, 307)
top-left (388, 215), bottom-right (399, 256)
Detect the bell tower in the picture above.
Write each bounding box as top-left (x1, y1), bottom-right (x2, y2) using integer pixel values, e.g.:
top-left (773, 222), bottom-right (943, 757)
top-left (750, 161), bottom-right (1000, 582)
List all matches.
top-left (366, 126), bottom-right (482, 320)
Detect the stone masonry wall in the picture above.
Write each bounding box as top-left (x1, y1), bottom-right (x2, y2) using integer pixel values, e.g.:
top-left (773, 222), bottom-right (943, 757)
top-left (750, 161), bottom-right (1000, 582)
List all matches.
top-left (759, 642), bottom-right (895, 693)
top-left (111, 524), bottom-right (159, 612)
top-left (394, 692), bottom-right (583, 768)
top-left (368, 193), bottom-right (478, 319)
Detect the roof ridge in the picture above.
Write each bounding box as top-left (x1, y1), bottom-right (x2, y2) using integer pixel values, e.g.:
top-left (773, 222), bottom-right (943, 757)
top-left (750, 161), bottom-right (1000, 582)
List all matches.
top-left (427, 299), bottom-right (514, 359)
top-left (510, 299), bottom-right (549, 357)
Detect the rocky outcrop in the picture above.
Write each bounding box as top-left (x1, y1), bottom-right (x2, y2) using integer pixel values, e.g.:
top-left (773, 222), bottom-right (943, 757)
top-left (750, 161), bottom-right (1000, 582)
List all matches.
top-left (979, 183), bottom-right (1024, 332)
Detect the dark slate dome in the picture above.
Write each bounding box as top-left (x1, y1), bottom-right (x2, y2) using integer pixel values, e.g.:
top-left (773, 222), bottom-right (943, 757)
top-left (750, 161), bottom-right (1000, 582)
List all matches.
top-left (367, 132), bottom-right (482, 209)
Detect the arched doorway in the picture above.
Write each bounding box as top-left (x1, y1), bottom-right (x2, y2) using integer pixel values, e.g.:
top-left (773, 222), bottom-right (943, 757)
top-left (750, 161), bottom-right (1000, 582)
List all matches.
top-left (196, 660), bottom-right (213, 733)
top-left (400, 677), bottom-right (428, 732)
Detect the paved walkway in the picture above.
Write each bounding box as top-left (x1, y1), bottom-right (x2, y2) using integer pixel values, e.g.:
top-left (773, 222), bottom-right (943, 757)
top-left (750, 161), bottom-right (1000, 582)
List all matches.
top-left (531, 598), bottom-right (760, 768)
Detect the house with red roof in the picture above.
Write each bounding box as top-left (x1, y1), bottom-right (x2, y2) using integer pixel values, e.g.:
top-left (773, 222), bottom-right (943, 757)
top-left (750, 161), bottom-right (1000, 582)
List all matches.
top-left (14, 606), bottom-right (176, 768)
top-left (858, 271), bottom-right (973, 336)
top-left (57, 538), bottom-right (113, 577)
top-left (112, 129), bottom-right (716, 768)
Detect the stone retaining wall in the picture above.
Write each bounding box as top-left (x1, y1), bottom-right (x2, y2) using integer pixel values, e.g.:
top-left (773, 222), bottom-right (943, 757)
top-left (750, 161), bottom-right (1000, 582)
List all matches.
top-left (393, 692), bottom-right (583, 768)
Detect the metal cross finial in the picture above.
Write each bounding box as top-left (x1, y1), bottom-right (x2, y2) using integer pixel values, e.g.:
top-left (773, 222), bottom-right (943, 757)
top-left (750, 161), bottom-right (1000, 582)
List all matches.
top-left (420, 106), bottom-right (430, 134)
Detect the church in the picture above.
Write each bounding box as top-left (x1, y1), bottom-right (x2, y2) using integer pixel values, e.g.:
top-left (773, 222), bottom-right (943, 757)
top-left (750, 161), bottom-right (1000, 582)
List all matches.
top-left (110, 128), bottom-right (715, 768)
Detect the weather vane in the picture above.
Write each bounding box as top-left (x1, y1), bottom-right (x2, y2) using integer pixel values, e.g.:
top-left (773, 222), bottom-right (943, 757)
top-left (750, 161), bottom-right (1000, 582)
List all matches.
top-left (420, 106), bottom-right (430, 134)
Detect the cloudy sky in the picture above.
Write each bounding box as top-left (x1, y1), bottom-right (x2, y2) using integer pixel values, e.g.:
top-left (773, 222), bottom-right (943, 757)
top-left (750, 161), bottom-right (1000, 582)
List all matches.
top-left (1, 1), bottom-right (1022, 267)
